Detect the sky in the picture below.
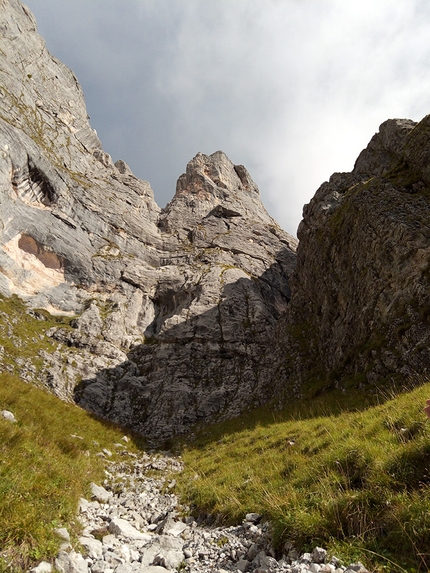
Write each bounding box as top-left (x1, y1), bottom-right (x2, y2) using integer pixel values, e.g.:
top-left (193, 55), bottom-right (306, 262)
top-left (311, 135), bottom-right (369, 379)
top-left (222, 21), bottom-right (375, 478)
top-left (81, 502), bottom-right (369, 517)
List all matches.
top-left (23, 0), bottom-right (430, 237)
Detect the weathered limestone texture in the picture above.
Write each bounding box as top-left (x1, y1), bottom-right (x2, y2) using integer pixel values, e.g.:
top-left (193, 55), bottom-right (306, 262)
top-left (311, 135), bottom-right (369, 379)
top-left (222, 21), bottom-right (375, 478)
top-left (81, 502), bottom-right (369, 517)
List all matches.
top-left (72, 152), bottom-right (297, 439)
top-left (2, 0), bottom-right (430, 439)
top-left (0, 0), bottom-right (297, 439)
top-left (279, 117), bottom-right (430, 391)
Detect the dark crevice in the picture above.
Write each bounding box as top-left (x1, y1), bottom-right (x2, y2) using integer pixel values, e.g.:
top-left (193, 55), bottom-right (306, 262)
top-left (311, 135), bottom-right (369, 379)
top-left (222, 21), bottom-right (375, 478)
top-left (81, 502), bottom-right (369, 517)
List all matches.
top-left (12, 157), bottom-right (56, 206)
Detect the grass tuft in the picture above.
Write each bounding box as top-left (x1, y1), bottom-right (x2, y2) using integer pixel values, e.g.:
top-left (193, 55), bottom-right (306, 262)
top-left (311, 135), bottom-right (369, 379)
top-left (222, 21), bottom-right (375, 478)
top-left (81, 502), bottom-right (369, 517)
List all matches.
top-left (177, 382), bottom-right (430, 572)
top-left (0, 373), bottom-right (144, 572)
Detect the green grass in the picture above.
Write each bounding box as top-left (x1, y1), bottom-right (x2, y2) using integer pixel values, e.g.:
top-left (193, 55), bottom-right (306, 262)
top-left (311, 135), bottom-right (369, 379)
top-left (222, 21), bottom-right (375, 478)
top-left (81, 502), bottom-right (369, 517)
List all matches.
top-left (2, 293), bottom-right (430, 572)
top-left (0, 294), bottom-right (75, 381)
top-left (177, 382), bottom-right (430, 572)
top-left (0, 373), bottom-right (144, 572)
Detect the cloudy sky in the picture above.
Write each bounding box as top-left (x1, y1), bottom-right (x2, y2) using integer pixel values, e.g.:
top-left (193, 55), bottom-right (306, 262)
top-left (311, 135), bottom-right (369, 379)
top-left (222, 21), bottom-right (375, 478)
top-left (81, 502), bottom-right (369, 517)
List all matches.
top-left (24, 0), bottom-right (430, 236)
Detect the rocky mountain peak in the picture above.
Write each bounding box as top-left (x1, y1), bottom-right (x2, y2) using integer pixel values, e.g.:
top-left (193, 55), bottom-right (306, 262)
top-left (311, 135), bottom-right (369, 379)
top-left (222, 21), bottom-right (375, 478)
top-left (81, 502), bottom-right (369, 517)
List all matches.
top-left (353, 118), bottom-right (417, 176)
top-left (1, 0), bottom-right (100, 170)
top-left (0, 0), bottom-right (299, 439)
top-left (3, 0), bottom-right (430, 443)
top-left (176, 150), bottom-right (259, 199)
top-left (159, 150), bottom-right (274, 236)
top-left (281, 114), bottom-right (430, 392)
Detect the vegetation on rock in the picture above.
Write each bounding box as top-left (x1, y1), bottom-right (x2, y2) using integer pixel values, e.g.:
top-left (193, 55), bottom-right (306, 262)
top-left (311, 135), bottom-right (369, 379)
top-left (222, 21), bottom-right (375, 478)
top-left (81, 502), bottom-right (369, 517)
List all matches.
top-left (2, 3), bottom-right (430, 573)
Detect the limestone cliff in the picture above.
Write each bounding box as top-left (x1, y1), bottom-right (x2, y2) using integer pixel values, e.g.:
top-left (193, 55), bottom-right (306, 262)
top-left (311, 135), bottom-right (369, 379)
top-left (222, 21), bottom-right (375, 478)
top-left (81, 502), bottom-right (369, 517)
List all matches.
top-left (0, 0), bottom-right (297, 439)
top-left (281, 117), bottom-right (430, 392)
top-left (2, 0), bottom-right (430, 441)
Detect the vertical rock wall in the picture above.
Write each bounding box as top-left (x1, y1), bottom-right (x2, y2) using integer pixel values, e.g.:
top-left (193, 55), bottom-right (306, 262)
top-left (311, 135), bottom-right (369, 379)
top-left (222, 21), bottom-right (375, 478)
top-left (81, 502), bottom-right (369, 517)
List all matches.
top-left (279, 117), bottom-right (430, 392)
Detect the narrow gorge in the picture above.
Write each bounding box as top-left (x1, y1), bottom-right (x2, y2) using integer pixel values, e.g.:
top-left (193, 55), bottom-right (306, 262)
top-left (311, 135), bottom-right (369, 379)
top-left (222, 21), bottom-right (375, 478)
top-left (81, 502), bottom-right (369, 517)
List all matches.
top-left (3, 2), bottom-right (430, 572)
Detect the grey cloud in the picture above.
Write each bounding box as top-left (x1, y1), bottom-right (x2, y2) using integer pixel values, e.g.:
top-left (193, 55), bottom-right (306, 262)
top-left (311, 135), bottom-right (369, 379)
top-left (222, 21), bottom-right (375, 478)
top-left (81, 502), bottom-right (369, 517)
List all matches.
top-left (23, 0), bottom-right (430, 234)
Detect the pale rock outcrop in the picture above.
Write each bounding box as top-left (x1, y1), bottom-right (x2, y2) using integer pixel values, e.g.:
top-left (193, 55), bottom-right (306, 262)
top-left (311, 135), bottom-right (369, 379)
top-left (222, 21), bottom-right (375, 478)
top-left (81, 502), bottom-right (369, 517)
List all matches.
top-left (0, 0), bottom-right (297, 439)
top-left (72, 151), bottom-right (296, 439)
top-left (3, 0), bottom-right (430, 437)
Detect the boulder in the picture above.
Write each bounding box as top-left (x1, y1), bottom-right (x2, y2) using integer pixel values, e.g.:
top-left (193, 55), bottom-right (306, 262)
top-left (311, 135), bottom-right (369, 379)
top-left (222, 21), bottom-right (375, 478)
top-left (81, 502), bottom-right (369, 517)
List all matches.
top-left (0, 410), bottom-right (17, 423)
top-left (55, 551), bottom-right (89, 573)
top-left (108, 517), bottom-right (151, 541)
top-left (90, 483), bottom-right (112, 504)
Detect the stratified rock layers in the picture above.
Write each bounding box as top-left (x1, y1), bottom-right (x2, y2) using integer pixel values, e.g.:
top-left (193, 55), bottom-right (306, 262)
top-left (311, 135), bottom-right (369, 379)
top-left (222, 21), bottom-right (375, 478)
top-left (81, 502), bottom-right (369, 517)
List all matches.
top-left (0, 0), bottom-right (297, 439)
top-left (2, 0), bottom-right (430, 440)
top-left (71, 149), bottom-right (297, 439)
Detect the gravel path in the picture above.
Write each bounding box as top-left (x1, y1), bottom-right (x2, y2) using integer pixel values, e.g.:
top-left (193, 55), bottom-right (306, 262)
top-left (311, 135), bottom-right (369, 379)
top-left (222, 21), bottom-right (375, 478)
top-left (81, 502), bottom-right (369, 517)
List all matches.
top-left (30, 448), bottom-right (369, 573)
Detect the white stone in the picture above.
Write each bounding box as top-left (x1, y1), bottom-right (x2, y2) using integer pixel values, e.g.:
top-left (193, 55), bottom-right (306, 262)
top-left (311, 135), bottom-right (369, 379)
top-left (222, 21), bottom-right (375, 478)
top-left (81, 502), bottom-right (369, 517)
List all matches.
top-left (130, 546), bottom-right (140, 561)
top-left (55, 550), bottom-right (89, 573)
top-left (78, 498), bottom-right (90, 512)
top-left (1, 410), bottom-right (16, 423)
top-left (245, 512), bottom-right (262, 523)
top-left (139, 536), bottom-right (184, 569)
top-left (115, 564), bottom-right (133, 573)
top-left (90, 482), bottom-right (112, 503)
top-left (264, 555), bottom-right (279, 569)
top-left (90, 561), bottom-right (107, 573)
top-left (138, 568), bottom-right (169, 573)
top-left (55, 527), bottom-right (70, 542)
top-left (79, 536), bottom-right (103, 559)
top-left (108, 517), bottom-right (151, 541)
top-left (312, 547), bottom-right (328, 564)
top-left (102, 533), bottom-right (117, 547)
top-left (30, 562), bottom-right (52, 573)
top-left (119, 543), bottom-right (131, 562)
top-left (162, 517), bottom-right (187, 537)
top-left (103, 551), bottom-right (123, 567)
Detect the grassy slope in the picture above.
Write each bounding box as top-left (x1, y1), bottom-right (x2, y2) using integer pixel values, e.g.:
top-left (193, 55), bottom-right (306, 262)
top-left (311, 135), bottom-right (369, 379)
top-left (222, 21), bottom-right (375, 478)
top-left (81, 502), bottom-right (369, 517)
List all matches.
top-left (0, 372), bottom-right (145, 572)
top-left (0, 293), bottom-right (74, 384)
top-left (1, 293), bottom-right (430, 572)
top-left (0, 295), bottom-right (145, 571)
top-left (178, 384), bottom-right (430, 573)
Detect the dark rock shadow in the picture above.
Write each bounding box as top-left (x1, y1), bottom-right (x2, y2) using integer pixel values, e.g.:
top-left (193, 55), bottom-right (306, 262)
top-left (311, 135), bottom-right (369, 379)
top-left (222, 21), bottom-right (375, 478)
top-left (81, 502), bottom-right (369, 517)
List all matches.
top-left (74, 247), bottom-right (296, 443)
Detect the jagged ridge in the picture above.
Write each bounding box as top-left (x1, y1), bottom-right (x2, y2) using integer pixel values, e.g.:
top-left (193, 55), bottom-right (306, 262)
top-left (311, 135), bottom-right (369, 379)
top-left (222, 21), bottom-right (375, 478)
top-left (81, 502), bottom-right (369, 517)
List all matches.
top-left (0, 0), bottom-right (296, 440)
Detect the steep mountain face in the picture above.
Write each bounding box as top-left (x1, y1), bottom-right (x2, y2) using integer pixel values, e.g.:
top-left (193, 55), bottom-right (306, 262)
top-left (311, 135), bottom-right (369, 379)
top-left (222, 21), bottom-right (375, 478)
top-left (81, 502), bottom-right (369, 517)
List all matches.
top-left (72, 152), bottom-right (296, 439)
top-left (0, 0), bottom-right (297, 439)
top-left (2, 0), bottom-right (430, 441)
top-left (281, 117), bottom-right (430, 391)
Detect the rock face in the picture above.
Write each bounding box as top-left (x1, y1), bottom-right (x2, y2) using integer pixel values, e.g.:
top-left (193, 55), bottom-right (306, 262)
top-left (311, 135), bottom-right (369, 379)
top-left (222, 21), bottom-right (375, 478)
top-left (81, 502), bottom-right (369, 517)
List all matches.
top-left (280, 116), bottom-right (430, 391)
top-left (0, 0), bottom-right (297, 440)
top-left (71, 150), bottom-right (296, 439)
top-left (2, 0), bottom-right (430, 439)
